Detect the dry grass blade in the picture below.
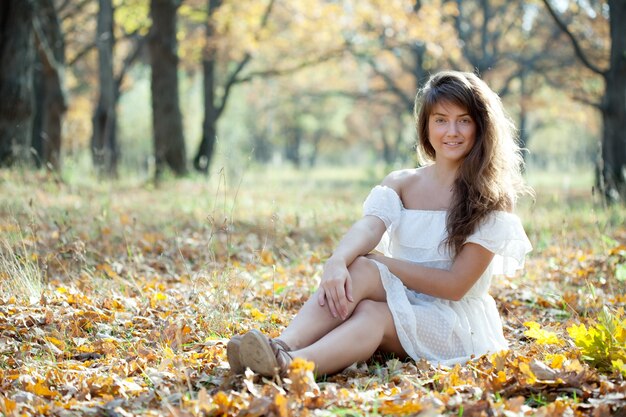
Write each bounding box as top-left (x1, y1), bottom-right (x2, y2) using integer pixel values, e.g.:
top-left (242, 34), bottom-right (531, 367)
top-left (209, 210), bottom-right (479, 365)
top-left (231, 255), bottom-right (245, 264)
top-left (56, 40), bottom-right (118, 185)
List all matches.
top-left (0, 233), bottom-right (44, 300)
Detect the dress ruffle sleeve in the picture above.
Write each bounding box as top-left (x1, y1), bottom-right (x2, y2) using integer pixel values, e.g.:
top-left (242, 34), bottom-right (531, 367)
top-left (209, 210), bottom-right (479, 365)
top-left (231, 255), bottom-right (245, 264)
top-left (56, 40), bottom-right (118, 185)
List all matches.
top-left (363, 186), bottom-right (403, 256)
top-left (362, 185), bottom-right (403, 229)
top-left (465, 212), bottom-right (532, 276)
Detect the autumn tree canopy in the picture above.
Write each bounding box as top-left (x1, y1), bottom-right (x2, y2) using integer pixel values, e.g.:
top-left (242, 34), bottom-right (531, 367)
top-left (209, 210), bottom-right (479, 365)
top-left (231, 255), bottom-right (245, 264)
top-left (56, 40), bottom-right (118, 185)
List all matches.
top-left (0, 0), bottom-right (622, 199)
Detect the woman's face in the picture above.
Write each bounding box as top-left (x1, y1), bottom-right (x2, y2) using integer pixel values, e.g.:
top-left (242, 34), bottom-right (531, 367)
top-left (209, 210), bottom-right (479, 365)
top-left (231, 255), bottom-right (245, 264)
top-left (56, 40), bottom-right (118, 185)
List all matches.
top-left (427, 100), bottom-right (476, 165)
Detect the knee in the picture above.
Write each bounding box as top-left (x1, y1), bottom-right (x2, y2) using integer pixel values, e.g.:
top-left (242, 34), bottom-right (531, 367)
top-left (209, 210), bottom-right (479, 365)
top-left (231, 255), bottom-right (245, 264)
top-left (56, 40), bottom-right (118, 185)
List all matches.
top-left (354, 301), bottom-right (396, 339)
top-left (352, 299), bottom-right (380, 318)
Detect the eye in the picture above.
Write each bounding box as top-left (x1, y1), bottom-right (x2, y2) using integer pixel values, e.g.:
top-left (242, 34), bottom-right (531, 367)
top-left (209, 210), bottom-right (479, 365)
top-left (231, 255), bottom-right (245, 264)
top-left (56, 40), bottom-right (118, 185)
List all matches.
top-left (459, 118), bottom-right (472, 124)
top-left (434, 117), bottom-right (446, 123)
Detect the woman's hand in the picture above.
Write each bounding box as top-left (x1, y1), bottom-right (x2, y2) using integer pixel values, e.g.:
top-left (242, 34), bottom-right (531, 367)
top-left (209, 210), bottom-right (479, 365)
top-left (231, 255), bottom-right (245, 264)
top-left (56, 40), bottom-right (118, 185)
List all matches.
top-left (318, 256), bottom-right (354, 320)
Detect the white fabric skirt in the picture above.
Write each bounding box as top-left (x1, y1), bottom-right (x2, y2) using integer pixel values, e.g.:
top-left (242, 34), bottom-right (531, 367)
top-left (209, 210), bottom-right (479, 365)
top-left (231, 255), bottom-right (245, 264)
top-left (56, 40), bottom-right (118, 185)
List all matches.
top-left (373, 261), bottom-right (508, 366)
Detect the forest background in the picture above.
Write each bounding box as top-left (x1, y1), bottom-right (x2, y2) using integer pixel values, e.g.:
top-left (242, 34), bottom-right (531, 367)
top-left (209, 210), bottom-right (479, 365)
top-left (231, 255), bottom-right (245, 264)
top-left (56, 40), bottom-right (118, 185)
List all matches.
top-left (0, 0), bottom-right (625, 416)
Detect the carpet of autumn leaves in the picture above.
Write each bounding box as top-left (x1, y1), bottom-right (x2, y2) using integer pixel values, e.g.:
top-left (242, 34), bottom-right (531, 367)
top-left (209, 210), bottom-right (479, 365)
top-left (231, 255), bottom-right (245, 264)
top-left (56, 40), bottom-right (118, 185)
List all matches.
top-left (0, 169), bottom-right (625, 417)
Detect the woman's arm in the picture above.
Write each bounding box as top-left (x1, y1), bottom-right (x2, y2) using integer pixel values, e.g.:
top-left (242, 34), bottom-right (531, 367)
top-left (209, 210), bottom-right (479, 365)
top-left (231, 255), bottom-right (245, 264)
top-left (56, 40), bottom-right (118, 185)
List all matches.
top-left (319, 215), bottom-right (386, 319)
top-left (321, 170), bottom-right (408, 318)
top-left (367, 243), bottom-right (495, 301)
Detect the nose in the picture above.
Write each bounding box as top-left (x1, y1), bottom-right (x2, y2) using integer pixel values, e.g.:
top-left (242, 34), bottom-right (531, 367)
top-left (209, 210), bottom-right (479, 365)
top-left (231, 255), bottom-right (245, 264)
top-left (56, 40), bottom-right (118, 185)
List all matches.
top-left (446, 122), bottom-right (458, 136)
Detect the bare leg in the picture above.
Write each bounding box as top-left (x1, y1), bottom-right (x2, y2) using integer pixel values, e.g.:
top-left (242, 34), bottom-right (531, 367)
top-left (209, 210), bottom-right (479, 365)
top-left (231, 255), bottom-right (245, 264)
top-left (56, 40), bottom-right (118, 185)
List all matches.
top-left (290, 300), bottom-right (407, 375)
top-left (278, 257), bottom-right (387, 350)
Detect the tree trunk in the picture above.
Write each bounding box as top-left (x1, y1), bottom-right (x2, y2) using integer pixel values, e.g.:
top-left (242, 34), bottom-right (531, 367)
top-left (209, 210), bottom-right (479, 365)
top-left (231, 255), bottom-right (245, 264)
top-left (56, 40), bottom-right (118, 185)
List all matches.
top-left (252, 131), bottom-right (272, 163)
top-left (518, 67), bottom-right (529, 163)
top-left (308, 131), bottom-right (322, 167)
top-left (285, 126), bottom-right (302, 168)
top-left (149, 0), bottom-right (187, 178)
top-left (380, 126), bottom-right (393, 166)
top-left (0, 0), bottom-right (36, 167)
top-left (194, 57), bottom-right (218, 173)
top-left (32, 54), bottom-right (44, 167)
top-left (32, 0), bottom-right (66, 171)
top-left (600, 0), bottom-right (626, 201)
top-left (91, 0), bottom-right (117, 177)
top-left (194, 0), bottom-right (221, 174)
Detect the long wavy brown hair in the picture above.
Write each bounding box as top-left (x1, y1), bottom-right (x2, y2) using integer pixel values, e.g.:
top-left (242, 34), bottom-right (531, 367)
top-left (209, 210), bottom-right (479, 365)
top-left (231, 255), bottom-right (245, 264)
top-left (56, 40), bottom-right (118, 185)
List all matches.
top-left (414, 71), bottom-right (528, 257)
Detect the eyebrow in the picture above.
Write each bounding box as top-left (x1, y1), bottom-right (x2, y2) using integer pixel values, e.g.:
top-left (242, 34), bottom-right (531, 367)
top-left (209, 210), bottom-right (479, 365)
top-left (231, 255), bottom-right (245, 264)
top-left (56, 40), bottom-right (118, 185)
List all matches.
top-left (431, 112), bottom-right (471, 117)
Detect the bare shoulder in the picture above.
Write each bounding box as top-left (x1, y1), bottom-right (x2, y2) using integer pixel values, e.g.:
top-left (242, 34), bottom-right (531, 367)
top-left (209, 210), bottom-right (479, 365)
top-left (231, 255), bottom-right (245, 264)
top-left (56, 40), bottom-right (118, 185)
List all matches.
top-left (380, 168), bottom-right (425, 194)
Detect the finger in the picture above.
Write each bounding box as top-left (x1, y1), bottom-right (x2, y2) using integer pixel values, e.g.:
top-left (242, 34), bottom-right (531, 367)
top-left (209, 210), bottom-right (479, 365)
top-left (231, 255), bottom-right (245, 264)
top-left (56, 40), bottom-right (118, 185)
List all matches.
top-left (317, 288), bottom-right (326, 306)
top-left (327, 287), bottom-right (339, 318)
top-left (345, 275), bottom-right (354, 303)
top-left (337, 287), bottom-right (348, 320)
top-left (332, 285), bottom-right (347, 320)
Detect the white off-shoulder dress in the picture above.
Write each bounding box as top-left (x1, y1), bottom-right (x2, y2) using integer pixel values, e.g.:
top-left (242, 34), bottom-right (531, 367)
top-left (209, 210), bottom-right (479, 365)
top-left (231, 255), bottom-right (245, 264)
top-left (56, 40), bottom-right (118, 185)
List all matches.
top-left (363, 185), bottom-right (532, 366)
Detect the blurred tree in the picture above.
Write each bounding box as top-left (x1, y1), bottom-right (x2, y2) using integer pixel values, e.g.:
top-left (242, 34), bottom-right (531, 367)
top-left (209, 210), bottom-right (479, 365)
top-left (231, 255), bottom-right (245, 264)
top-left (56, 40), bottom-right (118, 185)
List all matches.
top-left (32, 0), bottom-right (67, 171)
top-left (542, 0), bottom-right (626, 202)
top-left (0, 0), bottom-right (36, 167)
top-left (192, 0), bottom-right (347, 174)
top-left (343, 1), bottom-right (455, 114)
top-left (149, 0), bottom-right (187, 177)
top-left (92, 0), bottom-right (118, 177)
top-left (193, 0), bottom-right (276, 173)
top-left (330, 0), bottom-right (458, 165)
top-left (58, 0), bottom-right (148, 176)
top-left (449, 0), bottom-right (565, 155)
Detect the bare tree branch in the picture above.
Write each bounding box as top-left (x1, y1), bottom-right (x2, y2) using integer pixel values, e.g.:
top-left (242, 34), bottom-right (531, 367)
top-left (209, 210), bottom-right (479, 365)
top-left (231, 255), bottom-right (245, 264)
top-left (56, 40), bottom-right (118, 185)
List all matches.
top-left (301, 90), bottom-right (399, 107)
top-left (216, 54), bottom-right (251, 118)
top-left (362, 54), bottom-right (413, 110)
top-left (215, 0), bottom-right (276, 117)
top-left (542, 72), bottom-right (602, 109)
top-left (233, 49), bottom-right (344, 84)
top-left (542, 0), bottom-right (605, 75)
top-left (59, 0), bottom-right (92, 21)
top-left (67, 42), bottom-right (95, 66)
top-left (115, 32), bottom-right (147, 100)
top-left (33, 15), bottom-right (58, 71)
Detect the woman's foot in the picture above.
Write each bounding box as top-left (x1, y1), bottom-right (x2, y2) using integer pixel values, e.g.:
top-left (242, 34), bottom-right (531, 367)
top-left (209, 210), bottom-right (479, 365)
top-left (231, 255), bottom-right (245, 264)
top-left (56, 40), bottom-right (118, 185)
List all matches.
top-left (226, 335), bottom-right (244, 374)
top-left (240, 330), bottom-right (293, 377)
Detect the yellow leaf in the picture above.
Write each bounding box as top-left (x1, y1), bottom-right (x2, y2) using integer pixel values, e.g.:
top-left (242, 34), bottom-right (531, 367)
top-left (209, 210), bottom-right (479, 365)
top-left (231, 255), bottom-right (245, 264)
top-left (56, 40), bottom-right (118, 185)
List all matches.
top-left (611, 359), bottom-right (626, 376)
top-left (524, 321), bottom-right (565, 346)
top-left (97, 263), bottom-right (120, 279)
top-left (564, 359), bottom-right (584, 373)
top-left (545, 353), bottom-right (566, 369)
top-left (150, 292), bottom-right (167, 308)
top-left (497, 370), bottom-right (507, 383)
top-left (272, 393), bottom-right (288, 417)
top-left (1, 395), bottom-right (16, 414)
top-left (489, 350), bottom-right (508, 371)
top-left (162, 345), bottom-right (175, 359)
top-left (212, 391), bottom-right (231, 414)
top-left (45, 336), bottom-right (66, 349)
top-left (289, 357), bottom-right (315, 373)
top-left (518, 362), bottom-right (537, 385)
top-left (288, 358), bottom-right (319, 398)
top-left (260, 250), bottom-right (274, 265)
top-left (379, 399), bottom-right (422, 416)
top-left (25, 382), bottom-right (59, 398)
top-left (249, 308), bottom-right (266, 321)
top-left (567, 323), bottom-right (590, 345)
top-left (119, 213), bottom-right (132, 225)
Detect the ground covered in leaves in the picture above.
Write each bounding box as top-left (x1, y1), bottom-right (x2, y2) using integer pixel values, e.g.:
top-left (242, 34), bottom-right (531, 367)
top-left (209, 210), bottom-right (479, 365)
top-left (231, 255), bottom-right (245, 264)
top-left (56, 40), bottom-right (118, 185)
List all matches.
top-left (0, 169), bottom-right (625, 416)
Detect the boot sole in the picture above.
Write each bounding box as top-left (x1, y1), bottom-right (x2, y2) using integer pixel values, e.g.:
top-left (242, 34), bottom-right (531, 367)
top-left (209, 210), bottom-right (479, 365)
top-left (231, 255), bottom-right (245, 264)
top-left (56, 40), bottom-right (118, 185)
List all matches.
top-left (226, 336), bottom-right (245, 374)
top-left (240, 329), bottom-right (278, 377)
